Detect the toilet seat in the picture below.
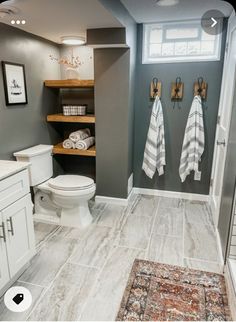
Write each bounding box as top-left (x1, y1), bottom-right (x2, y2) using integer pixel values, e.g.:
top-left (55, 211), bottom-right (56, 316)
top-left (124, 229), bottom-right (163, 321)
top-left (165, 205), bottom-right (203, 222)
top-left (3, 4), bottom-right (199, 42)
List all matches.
top-left (48, 175), bottom-right (94, 191)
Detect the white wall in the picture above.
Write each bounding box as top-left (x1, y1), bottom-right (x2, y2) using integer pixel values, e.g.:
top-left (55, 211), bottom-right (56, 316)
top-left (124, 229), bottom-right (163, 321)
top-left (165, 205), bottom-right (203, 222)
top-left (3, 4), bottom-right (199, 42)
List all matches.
top-left (59, 45), bottom-right (94, 80)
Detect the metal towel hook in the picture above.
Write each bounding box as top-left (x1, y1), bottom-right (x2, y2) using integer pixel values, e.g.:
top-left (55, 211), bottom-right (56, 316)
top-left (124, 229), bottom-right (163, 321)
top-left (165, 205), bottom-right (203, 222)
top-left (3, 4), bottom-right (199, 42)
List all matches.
top-left (175, 77), bottom-right (182, 98)
top-left (196, 76), bottom-right (208, 109)
top-left (173, 77), bottom-right (182, 109)
top-left (152, 77), bottom-right (159, 98)
top-left (197, 77), bottom-right (204, 96)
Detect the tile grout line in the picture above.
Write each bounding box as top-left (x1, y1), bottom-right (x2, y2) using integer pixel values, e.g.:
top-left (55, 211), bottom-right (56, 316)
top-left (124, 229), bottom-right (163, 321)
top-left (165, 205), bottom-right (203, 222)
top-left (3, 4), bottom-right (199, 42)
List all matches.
top-left (115, 195), bottom-right (141, 249)
top-left (184, 199), bottom-right (221, 268)
top-left (76, 244), bottom-right (123, 320)
top-left (28, 209), bottom-right (117, 321)
top-left (145, 197), bottom-right (161, 260)
top-left (184, 256), bottom-right (221, 264)
top-left (115, 244), bottom-right (149, 252)
top-left (25, 236), bottom-right (82, 319)
top-left (16, 280), bottom-right (45, 289)
top-left (77, 195), bottom-right (144, 321)
top-left (93, 203), bottom-right (109, 225)
top-left (25, 255), bottom-right (74, 320)
top-left (153, 233), bottom-right (184, 238)
top-left (16, 225), bottom-right (62, 319)
top-left (76, 200), bottom-right (133, 321)
top-left (34, 225), bottom-right (61, 251)
top-left (68, 261), bottom-right (100, 270)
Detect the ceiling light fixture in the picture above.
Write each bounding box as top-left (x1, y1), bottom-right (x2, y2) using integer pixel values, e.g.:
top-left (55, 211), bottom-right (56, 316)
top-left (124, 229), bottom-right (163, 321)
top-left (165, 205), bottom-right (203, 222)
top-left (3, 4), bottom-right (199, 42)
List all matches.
top-left (61, 36), bottom-right (86, 46)
top-left (156, 0), bottom-right (179, 6)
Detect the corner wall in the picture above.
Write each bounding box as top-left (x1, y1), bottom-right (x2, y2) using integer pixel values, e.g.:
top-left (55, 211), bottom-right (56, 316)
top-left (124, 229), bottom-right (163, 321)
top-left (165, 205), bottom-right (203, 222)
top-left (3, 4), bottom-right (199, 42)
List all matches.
top-left (94, 48), bottom-right (130, 198)
top-left (95, 0), bottom-right (137, 198)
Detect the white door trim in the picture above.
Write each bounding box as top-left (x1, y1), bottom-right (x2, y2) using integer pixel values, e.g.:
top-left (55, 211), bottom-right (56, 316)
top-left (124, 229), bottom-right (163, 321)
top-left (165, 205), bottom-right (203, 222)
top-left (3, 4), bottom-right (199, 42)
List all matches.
top-left (210, 13), bottom-right (236, 226)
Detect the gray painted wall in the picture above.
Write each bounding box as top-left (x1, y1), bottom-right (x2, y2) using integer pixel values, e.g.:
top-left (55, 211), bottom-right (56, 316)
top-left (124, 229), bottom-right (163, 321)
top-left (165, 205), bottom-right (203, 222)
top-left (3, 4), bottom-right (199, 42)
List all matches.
top-left (87, 28), bottom-right (126, 46)
top-left (133, 24), bottom-right (226, 195)
top-left (96, 0), bottom-right (137, 197)
top-left (98, 0), bottom-right (137, 179)
top-left (0, 23), bottom-right (61, 161)
top-left (94, 48), bottom-right (130, 198)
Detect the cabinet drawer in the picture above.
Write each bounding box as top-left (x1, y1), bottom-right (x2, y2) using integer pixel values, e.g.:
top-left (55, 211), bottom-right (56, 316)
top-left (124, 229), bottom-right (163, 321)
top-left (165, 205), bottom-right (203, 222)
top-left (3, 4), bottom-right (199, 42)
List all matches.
top-left (0, 169), bottom-right (30, 211)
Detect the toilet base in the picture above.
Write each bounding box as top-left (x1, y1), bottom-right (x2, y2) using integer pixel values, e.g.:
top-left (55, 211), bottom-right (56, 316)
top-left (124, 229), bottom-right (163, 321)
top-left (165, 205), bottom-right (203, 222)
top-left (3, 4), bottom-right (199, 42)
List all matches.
top-left (60, 201), bottom-right (93, 228)
top-left (33, 213), bottom-right (60, 225)
top-left (34, 188), bottom-right (94, 229)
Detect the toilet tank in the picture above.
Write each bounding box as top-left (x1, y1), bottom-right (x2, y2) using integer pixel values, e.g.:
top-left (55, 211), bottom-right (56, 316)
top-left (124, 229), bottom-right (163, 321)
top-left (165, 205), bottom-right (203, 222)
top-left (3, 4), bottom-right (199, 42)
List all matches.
top-left (14, 145), bottom-right (53, 186)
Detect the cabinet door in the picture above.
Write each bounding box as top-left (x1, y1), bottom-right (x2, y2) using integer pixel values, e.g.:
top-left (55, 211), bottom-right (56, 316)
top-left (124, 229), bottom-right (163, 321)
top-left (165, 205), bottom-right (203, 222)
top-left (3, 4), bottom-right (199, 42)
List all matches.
top-left (0, 214), bottom-right (10, 290)
top-left (3, 194), bottom-right (36, 277)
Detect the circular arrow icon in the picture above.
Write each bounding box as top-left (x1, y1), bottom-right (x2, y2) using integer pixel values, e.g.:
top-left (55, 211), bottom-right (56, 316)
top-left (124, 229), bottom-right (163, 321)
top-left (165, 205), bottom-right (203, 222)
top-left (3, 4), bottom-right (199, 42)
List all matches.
top-left (201, 10), bottom-right (225, 36)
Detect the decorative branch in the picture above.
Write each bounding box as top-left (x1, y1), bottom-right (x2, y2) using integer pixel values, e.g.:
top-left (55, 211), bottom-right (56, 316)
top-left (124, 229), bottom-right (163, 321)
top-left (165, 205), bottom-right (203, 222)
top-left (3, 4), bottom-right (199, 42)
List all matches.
top-left (49, 49), bottom-right (91, 69)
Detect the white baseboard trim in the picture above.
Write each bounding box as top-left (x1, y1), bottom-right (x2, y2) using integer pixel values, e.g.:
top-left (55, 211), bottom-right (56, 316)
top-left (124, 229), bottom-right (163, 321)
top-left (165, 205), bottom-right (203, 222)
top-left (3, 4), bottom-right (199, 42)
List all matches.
top-left (95, 187), bottom-right (209, 206)
top-left (133, 187), bottom-right (210, 202)
top-left (216, 228), bottom-right (225, 267)
top-left (128, 173), bottom-right (133, 196)
top-left (209, 195), bottom-right (219, 227)
top-left (95, 190), bottom-right (133, 206)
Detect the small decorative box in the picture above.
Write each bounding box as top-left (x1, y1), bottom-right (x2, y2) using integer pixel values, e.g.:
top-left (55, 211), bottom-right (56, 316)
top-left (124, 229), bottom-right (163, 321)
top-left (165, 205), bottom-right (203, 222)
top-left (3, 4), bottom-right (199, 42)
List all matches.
top-left (76, 105), bottom-right (87, 115)
top-left (63, 105), bottom-right (87, 116)
top-left (63, 105), bottom-right (71, 116)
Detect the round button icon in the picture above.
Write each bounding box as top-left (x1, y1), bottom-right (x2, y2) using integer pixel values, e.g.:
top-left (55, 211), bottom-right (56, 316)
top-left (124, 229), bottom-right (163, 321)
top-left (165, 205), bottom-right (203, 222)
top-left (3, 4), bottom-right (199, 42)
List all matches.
top-left (4, 286), bottom-right (32, 312)
top-left (201, 10), bottom-right (226, 35)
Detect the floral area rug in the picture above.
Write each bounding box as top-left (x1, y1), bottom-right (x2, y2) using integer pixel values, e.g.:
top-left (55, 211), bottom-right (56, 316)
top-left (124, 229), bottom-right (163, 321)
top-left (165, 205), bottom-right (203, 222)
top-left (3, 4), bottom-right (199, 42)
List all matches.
top-left (116, 259), bottom-right (231, 321)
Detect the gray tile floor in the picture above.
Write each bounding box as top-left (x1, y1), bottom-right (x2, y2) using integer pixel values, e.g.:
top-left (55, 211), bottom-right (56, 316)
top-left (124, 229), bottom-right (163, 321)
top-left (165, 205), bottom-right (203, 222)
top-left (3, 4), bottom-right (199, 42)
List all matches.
top-left (0, 195), bottom-right (222, 321)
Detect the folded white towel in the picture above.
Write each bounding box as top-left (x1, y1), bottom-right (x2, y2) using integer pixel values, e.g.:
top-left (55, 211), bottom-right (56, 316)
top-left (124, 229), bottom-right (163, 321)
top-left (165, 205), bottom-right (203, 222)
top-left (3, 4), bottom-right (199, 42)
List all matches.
top-left (75, 137), bottom-right (95, 150)
top-left (69, 128), bottom-right (91, 143)
top-left (62, 139), bottom-right (75, 149)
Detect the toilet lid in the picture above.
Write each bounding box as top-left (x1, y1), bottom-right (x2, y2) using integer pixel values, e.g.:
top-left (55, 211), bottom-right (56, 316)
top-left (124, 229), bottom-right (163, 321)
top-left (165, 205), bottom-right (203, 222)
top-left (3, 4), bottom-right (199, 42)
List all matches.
top-left (48, 175), bottom-right (94, 191)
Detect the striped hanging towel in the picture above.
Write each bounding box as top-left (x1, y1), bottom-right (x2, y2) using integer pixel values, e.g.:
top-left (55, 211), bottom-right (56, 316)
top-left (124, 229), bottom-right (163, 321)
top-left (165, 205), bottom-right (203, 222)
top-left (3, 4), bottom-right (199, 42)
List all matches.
top-left (179, 95), bottom-right (205, 182)
top-left (142, 95), bottom-right (166, 179)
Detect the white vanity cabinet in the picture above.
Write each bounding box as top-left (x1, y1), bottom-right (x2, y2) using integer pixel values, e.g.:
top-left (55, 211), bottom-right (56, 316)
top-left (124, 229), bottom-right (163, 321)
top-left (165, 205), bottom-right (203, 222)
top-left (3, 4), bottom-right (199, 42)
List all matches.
top-left (0, 220), bottom-right (10, 290)
top-left (0, 163), bottom-right (35, 295)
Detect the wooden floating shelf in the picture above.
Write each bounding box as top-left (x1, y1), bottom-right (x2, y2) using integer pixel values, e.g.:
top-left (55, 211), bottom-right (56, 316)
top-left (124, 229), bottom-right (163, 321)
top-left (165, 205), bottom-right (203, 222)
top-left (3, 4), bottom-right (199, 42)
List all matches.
top-left (53, 143), bottom-right (96, 157)
top-left (47, 114), bottom-right (95, 123)
top-left (44, 79), bottom-right (94, 88)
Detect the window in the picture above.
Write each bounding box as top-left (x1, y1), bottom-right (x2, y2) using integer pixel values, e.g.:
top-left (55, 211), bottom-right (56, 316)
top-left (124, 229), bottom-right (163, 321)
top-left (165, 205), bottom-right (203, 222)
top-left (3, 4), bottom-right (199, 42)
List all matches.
top-left (142, 20), bottom-right (222, 64)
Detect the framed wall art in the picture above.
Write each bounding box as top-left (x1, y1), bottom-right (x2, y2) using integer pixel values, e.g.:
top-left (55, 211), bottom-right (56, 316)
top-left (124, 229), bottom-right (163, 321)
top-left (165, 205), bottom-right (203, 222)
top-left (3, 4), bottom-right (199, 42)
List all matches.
top-left (2, 61), bottom-right (28, 105)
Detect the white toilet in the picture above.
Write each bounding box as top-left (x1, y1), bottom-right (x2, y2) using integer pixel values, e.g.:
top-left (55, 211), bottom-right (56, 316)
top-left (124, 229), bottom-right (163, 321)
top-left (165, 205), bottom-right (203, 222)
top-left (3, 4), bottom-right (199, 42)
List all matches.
top-left (14, 144), bottom-right (96, 228)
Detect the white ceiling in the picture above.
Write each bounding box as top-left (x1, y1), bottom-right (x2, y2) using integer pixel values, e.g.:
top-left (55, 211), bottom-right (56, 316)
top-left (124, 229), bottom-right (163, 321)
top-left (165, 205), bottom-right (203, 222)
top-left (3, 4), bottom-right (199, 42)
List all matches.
top-left (121, 0), bottom-right (234, 23)
top-left (0, 0), bottom-right (123, 44)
